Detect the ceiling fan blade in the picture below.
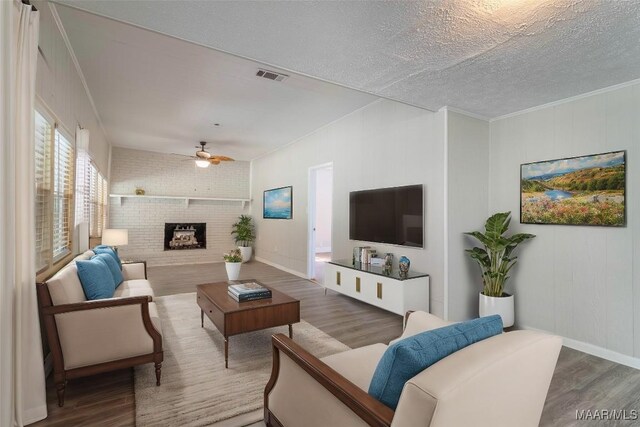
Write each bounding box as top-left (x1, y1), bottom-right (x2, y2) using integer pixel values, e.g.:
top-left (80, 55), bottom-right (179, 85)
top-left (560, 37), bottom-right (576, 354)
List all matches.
top-left (209, 158), bottom-right (221, 165)
top-left (210, 155), bottom-right (234, 162)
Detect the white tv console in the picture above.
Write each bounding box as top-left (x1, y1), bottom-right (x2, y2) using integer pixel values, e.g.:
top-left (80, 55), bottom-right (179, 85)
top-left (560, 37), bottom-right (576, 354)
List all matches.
top-left (323, 260), bottom-right (429, 315)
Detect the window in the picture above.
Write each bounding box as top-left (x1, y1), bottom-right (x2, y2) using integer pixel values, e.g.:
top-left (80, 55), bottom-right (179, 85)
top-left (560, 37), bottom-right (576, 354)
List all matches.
top-left (75, 149), bottom-right (108, 238)
top-left (35, 111), bottom-right (52, 271)
top-left (89, 165), bottom-right (107, 238)
top-left (34, 109), bottom-right (75, 272)
top-left (52, 129), bottom-right (75, 261)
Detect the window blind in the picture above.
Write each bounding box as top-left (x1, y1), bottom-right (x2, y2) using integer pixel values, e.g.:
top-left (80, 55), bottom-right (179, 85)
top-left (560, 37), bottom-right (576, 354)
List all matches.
top-left (53, 129), bottom-right (74, 261)
top-left (89, 166), bottom-right (107, 238)
top-left (35, 111), bottom-right (52, 271)
top-left (75, 148), bottom-right (91, 227)
top-left (74, 142), bottom-right (108, 239)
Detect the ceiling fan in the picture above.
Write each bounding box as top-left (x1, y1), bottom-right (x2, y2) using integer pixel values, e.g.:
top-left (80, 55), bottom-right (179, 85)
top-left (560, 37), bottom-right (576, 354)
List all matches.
top-left (191, 142), bottom-right (235, 168)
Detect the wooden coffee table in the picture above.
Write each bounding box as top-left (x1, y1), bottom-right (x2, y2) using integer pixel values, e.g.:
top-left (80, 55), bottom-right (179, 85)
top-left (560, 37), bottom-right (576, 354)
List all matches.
top-left (196, 280), bottom-right (300, 368)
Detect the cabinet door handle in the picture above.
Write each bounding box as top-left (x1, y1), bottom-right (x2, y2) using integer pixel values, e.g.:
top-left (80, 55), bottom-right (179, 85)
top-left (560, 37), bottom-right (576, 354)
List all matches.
top-left (336, 271), bottom-right (341, 285)
top-left (377, 282), bottom-right (382, 299)
top-left (356, 277), bottom-right (361, 293)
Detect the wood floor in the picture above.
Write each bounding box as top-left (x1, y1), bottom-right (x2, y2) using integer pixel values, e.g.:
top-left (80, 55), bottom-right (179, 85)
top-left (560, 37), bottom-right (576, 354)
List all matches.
top-left (33, 261), bottom-right (640, 427)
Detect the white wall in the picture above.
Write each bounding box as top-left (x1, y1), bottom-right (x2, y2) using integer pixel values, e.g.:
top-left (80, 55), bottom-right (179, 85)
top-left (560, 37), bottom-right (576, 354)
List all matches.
top-left (35, 2), bottom-right (110, 174)
top-left (251, 99), bottom-right (447, 317)
top-left (446, 111), bottom-right (490, 321)
top-left (314, 166), bottom-right (333, 252)
top-left (110, 147), bottom-right (250, 266)
top-left (489, 82), bottom-right (640, 359)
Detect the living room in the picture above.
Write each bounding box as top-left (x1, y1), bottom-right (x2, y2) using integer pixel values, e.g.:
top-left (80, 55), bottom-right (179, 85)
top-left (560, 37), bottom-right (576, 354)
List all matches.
top-left (2, 1), bottom-right (640, 426)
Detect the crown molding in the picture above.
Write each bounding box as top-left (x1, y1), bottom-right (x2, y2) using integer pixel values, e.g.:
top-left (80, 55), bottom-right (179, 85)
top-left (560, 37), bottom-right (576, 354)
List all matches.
top-left (491, 77), bottom-right (640, 122)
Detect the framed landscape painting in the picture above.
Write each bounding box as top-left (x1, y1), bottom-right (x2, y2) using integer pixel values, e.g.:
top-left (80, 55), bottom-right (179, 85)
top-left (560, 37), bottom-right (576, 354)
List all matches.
top-left (521, 151), bottom-right (626, 227)
top-left (264, 186), bottom-right (293, 219)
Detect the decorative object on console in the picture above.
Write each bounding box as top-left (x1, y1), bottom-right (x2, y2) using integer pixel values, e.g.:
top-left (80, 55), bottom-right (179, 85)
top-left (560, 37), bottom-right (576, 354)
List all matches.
top-left (223, 249), bottom-right (243, 280)
top-left (370, 257), bottom-right (385, 267)
top-left (384, 253), bottom-right (394, 268)
top-left (521, 150), bottom-right (625, 226)
top-left (231, 214), bottom-right (255, 263)
top-left (263, 186), bottom-right (293, 219)
top-left (101, 228), bottom-right (128, 254)
top-left (398, 256), bottom-right (410, 278)
top-left (465, 211), bottom-right (535, 327)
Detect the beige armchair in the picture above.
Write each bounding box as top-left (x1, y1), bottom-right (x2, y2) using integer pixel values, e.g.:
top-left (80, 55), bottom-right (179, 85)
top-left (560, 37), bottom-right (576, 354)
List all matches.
top-left (264, 311), bottom-right (561, 427)
top-left (37, 251), bottom-right (163, 407)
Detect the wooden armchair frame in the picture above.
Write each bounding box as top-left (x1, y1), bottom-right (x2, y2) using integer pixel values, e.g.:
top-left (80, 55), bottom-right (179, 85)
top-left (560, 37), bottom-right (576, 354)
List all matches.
top-left (36, 261), bottom-right (163, 407)
top-left (264, 333), bottom-right (394, 427)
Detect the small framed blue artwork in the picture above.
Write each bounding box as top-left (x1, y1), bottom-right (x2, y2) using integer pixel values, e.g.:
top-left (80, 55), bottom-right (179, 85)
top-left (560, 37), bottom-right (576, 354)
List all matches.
top-left (263, 186), bottom-right (293, 219)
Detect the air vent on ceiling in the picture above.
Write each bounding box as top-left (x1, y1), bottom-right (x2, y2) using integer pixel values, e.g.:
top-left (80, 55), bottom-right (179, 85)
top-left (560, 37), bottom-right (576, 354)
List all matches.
top-left (256, 68), bottom-right (288, 82)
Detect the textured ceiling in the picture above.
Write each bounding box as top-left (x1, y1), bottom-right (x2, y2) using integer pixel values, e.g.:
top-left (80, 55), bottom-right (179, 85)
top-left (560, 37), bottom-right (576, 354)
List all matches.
top-left (56, 0), bottom-right (640, 118)
top-left (55, 5), bottom-right (376, 160)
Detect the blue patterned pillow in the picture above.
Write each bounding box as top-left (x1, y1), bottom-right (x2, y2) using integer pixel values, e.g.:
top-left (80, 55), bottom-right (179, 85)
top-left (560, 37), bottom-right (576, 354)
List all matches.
top-left (368, 315), bottom-right (503, 409)
top-left (93, 245), bottom-right (122, 269)
top-left (76, 257), bottom-right (116, 300)
top-left (92, 253), bottom-right (124, 288)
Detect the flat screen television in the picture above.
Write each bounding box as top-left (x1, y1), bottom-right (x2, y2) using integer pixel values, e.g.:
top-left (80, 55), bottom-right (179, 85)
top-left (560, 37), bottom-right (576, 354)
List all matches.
top-left (349, 184), bottom-right (423, 248)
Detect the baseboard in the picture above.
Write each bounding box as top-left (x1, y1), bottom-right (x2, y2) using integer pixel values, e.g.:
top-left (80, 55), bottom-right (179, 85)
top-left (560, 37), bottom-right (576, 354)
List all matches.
top-left (519, 324), bottom-right (640, 370)
top-left (254, 257), bottom-right (308, 280)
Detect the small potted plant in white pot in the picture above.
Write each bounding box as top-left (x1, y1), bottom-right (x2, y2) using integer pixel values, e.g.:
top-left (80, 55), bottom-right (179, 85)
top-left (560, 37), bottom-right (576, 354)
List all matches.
top-left (465, 211), bottom-right (535, 327)
top-left (231, 215), bottom-right (255, 263)
top-left (223, 249), bottom-right (243, 281)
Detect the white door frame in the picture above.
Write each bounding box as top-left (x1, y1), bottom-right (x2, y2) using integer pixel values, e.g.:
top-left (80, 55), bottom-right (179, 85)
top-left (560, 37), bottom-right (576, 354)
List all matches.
top-left (307, 162), bottom-right (333, 280)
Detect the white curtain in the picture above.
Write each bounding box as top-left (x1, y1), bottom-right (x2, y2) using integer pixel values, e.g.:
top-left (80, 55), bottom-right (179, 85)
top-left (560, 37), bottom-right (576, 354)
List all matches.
top-left (0, 1), bottom-right (47, 426)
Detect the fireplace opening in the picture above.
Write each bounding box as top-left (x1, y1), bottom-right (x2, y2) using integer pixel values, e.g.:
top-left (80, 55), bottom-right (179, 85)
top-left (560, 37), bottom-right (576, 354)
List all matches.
top-left (164, 223), bottom-right (206, 250)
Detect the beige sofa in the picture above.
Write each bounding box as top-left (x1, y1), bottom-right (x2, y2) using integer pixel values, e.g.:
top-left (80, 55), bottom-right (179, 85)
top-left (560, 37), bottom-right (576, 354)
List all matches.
top-left (37, 250), bottom-right (163, 407)
top-left (264, 311), bottom-right (561, 427)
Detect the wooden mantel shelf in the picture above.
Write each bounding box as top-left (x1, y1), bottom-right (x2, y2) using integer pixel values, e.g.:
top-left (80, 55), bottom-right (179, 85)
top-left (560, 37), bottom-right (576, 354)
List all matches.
top-left (109, 194), bottom-right (251, 208)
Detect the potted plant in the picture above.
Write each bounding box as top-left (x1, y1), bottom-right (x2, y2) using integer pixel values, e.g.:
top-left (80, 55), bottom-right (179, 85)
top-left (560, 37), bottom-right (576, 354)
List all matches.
top-left (223, 249), bottom-right (243, 281)
top-left (231, 215), bottom-right (255, 263)
top-left (465, 211), bottom-right (535, 327)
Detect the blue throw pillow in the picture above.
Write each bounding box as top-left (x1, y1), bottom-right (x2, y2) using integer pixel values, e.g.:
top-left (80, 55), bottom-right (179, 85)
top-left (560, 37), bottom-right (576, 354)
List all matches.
top-left (92, 253), bottom-right (124, 288)
top-left (93, 245), bottom-right (122, 269)
top-left (76, 257), bottom-right (116, 300)
top-left (368, 315), bottom-right (503, 409)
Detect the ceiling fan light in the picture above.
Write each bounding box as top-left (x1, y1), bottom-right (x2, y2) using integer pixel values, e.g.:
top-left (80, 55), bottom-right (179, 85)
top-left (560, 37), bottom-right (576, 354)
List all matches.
top-left (195, 159), bottom-right (210, 168)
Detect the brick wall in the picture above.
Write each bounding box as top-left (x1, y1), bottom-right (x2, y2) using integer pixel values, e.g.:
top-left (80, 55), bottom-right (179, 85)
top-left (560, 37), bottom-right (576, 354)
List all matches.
top-left (109, 147), bottom-right (250, 266)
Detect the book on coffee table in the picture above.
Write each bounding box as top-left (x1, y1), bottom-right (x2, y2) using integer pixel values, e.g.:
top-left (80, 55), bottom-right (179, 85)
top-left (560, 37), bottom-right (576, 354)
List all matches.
top-left (227, 290), bottom-right (272, 302)
top-left (229, 282), bottom-right (271, 294)
top-left (228, 282), bottom-right (272, 302)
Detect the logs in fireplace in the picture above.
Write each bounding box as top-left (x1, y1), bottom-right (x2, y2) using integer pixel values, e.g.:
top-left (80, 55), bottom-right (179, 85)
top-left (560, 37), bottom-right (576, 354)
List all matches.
top-left (164, 223), bottom-right (206, 250)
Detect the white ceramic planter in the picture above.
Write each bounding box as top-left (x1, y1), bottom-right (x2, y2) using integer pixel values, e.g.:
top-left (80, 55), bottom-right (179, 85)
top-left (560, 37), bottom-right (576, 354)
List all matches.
top-left (238, 246), bottom-right (252, 263)
top-left (479, 292), bottom-right (514, 327)
top-left (225, 262), bottom-right (242, 281)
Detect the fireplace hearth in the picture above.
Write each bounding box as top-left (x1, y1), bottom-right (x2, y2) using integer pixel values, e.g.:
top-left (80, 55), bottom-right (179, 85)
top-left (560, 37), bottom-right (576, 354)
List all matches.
top-left (164, 223), bottom-right (206, 250)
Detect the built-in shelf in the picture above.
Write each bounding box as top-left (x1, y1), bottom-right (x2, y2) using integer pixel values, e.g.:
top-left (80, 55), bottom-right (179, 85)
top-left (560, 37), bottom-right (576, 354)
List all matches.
top-left (109, 194), bottom-right (251, 208)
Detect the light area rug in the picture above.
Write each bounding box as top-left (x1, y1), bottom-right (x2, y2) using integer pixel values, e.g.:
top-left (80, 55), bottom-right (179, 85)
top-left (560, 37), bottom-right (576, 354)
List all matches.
top-left (134, 292), bottom-right (350, 426)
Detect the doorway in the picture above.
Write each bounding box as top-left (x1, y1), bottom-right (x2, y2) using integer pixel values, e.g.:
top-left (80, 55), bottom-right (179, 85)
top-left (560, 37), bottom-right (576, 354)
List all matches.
top-left (308, 163), bottom-right (333, 283)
